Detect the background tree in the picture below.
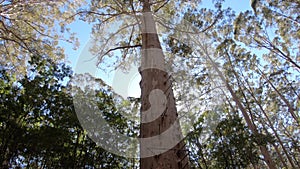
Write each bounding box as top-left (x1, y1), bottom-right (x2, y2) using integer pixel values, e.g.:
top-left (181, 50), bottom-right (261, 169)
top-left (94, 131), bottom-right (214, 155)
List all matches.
top-left (187, 112), bottom-right (262, 169)
top-left (163, 0), bottom-right (299, 168)
top-left (0, 57), bottom-right (136, 168)
top-left (0, 0), bottom-right (82, 74)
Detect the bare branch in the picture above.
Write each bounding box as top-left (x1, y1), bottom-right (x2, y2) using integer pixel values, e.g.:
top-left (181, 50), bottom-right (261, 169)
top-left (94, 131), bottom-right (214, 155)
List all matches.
top-left (154, 0), bottom-right (170, 13)
top-left (130, 0), bottom-right (142, 31)
top-left (66, 10), bottom-right (124, 21)
top-left (254, 35), bottom-right (300, 70)
top-left (22, 20), bottom-right (52, 38)
top-left (94, 22), bottom-right (138, 61)
top-left (269, 8), bottom-right (300, 25)
top-left (121, 25), bottom-right (136, 59)
top-left (96, 44), bottom-right (142, 65)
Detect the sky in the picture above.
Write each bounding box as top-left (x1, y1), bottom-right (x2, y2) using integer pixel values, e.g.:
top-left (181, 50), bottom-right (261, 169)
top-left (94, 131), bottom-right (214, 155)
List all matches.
top-left (61, 0), bottom-right (251, 98)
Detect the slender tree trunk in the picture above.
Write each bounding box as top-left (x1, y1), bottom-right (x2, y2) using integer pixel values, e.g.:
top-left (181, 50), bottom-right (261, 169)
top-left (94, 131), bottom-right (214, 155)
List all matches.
top-left (242, 78), bottom-right (296, 168)
top-left (257, 68), bottom-right (299, 126)
top-left (272, 141), bottom-right (289, 168)
top-left (226, 55), bottom-right (296, 168)
top-left (199, 46), bottom-right (277, 169)
top-left (139, 1), bottom-right (189, 168)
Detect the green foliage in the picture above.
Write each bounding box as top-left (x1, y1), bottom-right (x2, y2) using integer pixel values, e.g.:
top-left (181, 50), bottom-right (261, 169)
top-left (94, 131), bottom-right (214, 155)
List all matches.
top-left (165, 0), bottom-right (299, 168)
top-left (1, 0), bottom-right (299, 168)
top-left (0, 0), bottom-right (83, 74)
top-left (0, 58), bottom-right (135, 168)
top-left (209, 115), bottom-right (260, 168)
top-left (187, 110), bottom-right (260, 169)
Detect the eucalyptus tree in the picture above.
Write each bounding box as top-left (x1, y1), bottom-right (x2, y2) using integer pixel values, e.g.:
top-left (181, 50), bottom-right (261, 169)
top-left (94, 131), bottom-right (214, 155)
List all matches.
top-left (75, 0), bottom-right (217, 168)
top-left (227, 1), bottom-right (299, 167)
top-left (163, 0), bottom-right (300, 168)
top-left (233, 0), bottom-right (300, 127)
top-left (0, 0), bottom-right (83, 74)
top-left (200, 1), bottom-right (299, 168)
top-left (234, 0), bottom-right (300, 70)
top-left (69, 0), bottom-right (299, 168)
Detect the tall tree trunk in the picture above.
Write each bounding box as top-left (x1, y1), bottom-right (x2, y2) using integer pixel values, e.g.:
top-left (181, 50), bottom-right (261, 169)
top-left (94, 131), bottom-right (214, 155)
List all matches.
top-left (226, 54), bottom-right (295, 168)
top-left (199, 45), bottom-right (277, 169)
top-left (139, 1), bottom-right (189, 168)
top-left (257, 68), bottom-right (299, 126)
top-left (272, 143), bottom-right (289, 169)
top-left (242, 77), bottom-right (296, 168)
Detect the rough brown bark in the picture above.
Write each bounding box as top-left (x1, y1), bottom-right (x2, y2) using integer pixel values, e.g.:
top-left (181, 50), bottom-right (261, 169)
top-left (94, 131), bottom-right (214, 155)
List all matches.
top-left (139, 1), bottom-right (189, 168)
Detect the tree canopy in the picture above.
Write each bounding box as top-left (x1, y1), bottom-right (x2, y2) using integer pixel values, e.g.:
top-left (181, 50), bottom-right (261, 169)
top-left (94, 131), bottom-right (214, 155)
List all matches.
top-left (0, 0), bottom-right (299, 168)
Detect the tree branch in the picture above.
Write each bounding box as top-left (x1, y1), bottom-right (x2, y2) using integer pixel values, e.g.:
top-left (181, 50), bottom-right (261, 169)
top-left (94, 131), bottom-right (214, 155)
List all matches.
top-left (155, 11), bottom-right (221, 34)
top-left (96, 44), bottom-right (142, 65)
top-left (153, 0), bottom-right (170, 13)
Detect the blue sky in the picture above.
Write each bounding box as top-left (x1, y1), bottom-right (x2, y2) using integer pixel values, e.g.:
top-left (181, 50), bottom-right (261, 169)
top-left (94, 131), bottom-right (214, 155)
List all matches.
top-left (61, 0), bottom-right (251, 97)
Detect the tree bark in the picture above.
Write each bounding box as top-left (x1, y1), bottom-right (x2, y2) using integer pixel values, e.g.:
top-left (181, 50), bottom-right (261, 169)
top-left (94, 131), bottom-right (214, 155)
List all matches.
top-left (139, 1), bottom-right (189, 168)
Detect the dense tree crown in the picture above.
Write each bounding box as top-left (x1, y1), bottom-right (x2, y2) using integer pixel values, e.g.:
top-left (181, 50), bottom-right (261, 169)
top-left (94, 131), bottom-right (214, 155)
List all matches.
top-left (0, 0), bottom-right (299, 168)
